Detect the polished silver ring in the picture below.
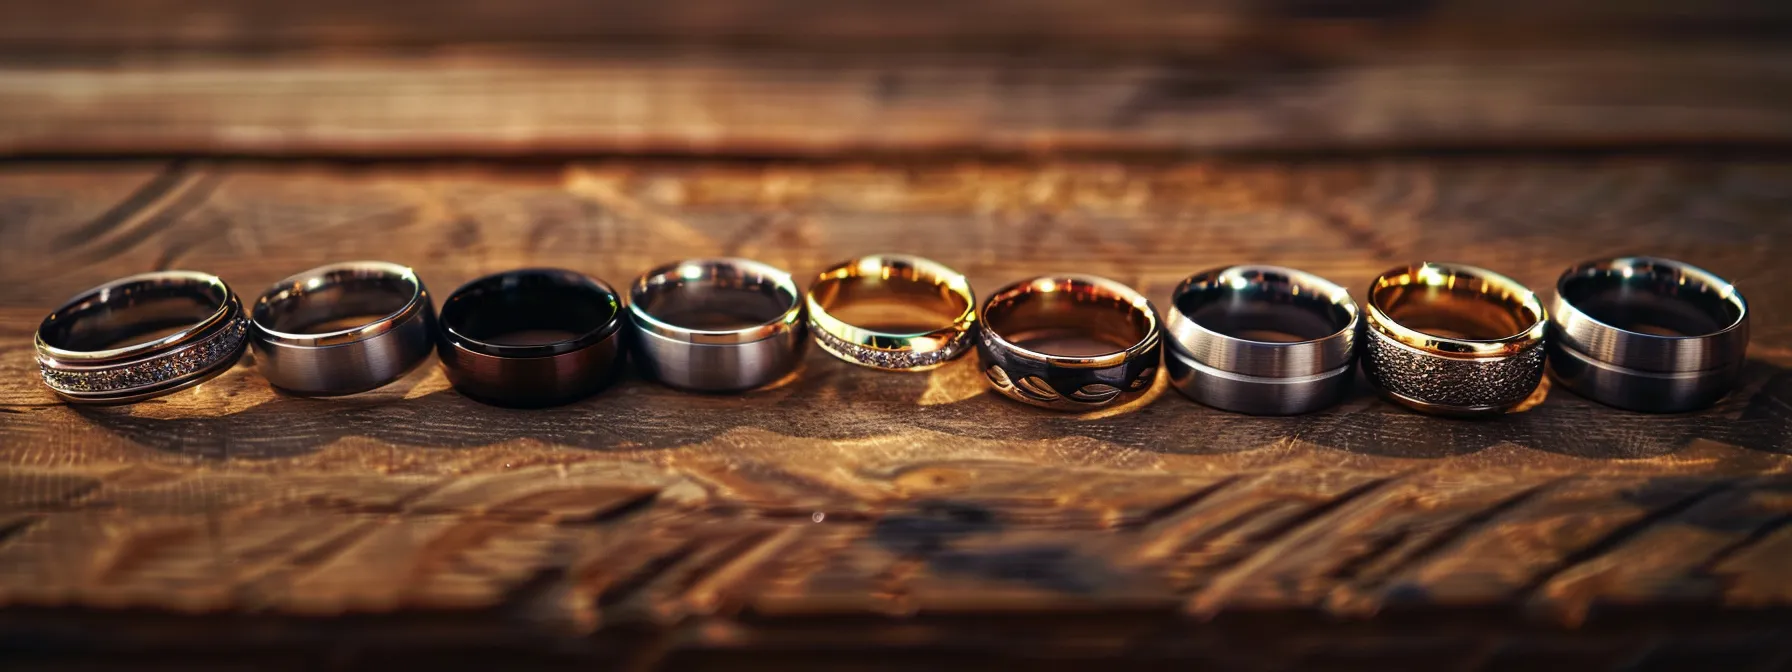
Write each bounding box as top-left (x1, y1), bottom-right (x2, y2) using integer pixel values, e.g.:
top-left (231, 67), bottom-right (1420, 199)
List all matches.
top-left (628, 258), bottom-right (807, 392)
top-left (1548, 256), bottom-right (1748, 412)
top-left (250, 261), bottom-right (435, 395)
top-left (35, 271), bottom-right (249, 404)
top-left (1164, 265), bottom-right (1359, 415)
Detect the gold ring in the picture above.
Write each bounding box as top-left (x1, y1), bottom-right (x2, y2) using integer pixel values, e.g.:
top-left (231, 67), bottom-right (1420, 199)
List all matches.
top-left (805, 254), bottom-right (976, 371)
top-left (1361, 262), bottom-right (1547, 417)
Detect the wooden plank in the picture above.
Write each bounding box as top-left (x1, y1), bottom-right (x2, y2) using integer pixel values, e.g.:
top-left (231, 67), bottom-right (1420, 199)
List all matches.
top-left (0, 157), bottom-right (1788, 663)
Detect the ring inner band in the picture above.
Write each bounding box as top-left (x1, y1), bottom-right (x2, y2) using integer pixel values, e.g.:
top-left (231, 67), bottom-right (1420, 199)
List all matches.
top-left (441, 270), bottom-right (619, 355)
top-left (986, 280), bottom-right (1151, 357)
top-left (1180, 279), bottom-right (1352, 343)
top-left (810, 268), bottom-right (968, 334)
top-left (258, 270), bottom-right (415, 335)
top-left (1560, 267), bottom-right (1741, 337)
top-left (1372, 271), bottom-right (1539, 341)
top-left (41, 278), bottom-right (227, 351)
top-left (637, 265), bottom-right (796, 332)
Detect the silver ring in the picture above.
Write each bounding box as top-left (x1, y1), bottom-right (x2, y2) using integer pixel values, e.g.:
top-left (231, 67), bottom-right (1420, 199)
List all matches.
top-left (250, 261), bottom-right (435, 395)
top-left (35, 271), bottom-right (249, 404)
top-left (628, 258), bottom-right (806, 392)
top-left (1548, 256), bottom-right (1748, 412)
top-left (1164, 265), bottom-right (1358, 415)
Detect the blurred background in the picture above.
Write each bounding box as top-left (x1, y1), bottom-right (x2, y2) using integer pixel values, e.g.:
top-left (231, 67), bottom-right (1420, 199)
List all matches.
top-left (4, 0), bottom-right (1791, 158)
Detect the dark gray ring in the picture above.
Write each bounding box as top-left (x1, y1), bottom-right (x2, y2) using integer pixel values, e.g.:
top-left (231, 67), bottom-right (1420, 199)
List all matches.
top-left (1164, 265), bottom-right (1359, 415)
top-left (1548, 256), bottom-right (1748, 412)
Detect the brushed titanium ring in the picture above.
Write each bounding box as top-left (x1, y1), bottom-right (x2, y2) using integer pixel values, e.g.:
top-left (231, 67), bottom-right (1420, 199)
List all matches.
top-left (438, 268), bottom-right (625, 407)
top-left (977, 275), bottom-right (1162, 411)
top-left (806, 254), bottom-right (976, 371)
top-left (629, 258), bottom-right (806, 392)
top-left (1165, 265), bottom-right (1359, 415)
top-left (250, 261), bottom-right (435, 395)
top-left (1362, 262), bottom-right (1548, 417)
top-left (1548, 257), bottom-right (1748, 412)
top-left (35, 271), bottom-right (249, 404)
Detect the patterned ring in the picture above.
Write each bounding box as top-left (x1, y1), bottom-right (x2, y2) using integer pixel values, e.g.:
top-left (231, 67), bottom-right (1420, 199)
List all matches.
top-left (35, 271), bottom-right (249, 404)
top-left (805, 254), bottom-right (976, 372)
top-left (1362, 262), bottom-right (1547, 417)
top-left (977, 275), bottom-right (1162, 411)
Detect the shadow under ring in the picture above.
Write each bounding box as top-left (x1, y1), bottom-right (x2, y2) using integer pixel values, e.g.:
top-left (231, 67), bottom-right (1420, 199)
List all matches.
top-left (1548, 256), bottom-right (1748, 412)
top-left (1165, 265), bottom-right (1359, 415)
top-left (1361, 262), bottom-right (1547, 417)
top-left (437, 268), bottom-right (625, 407)
top-left (36, 270), bottom-right (249, 404)
top-left (628, 258), bottom-right (807, 392)
top-left (976, 274), bottom-right (1162, 411)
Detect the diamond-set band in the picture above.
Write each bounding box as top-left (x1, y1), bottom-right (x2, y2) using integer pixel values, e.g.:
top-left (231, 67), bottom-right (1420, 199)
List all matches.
top-left (40, 317), bottom-right (248, 395)
top-left (810, 322), bottom-right (971, 371)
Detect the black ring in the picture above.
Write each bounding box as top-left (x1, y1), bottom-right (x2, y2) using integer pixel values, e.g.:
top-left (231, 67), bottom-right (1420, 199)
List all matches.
top-left (436, 268), bottom-right (625, 407)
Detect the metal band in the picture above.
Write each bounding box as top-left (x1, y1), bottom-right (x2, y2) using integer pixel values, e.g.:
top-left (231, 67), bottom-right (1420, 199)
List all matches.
top-left (1164, 265), bottom-right (1359, 415)
top-left (1547, 256), bottom-right (1747, 411)
top-left (437, 268), bottom-right (624, 407)
top-left (628, 258), bottom-right (806, 392)
top-left (250, 261), bottom-right (435, 396)
top-left (976, 275), bottom-right (1162, 411)
top-left (1361, 262), bottom-right (1547, 417)
top-left (35, 271), bottom-right (248, 404)
top-left (805, 254), bottom-right (976, 372)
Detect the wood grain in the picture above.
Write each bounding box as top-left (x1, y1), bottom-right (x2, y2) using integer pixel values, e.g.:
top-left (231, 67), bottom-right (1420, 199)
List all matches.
top-left (1, 156), bottom-right (1790, 666)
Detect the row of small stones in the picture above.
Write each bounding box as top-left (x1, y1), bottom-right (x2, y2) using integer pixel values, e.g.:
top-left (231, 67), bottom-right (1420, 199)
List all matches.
top-left (40, 320), bottom-right (247, 393)
top-left (812, 325), bottom-right (969, 369)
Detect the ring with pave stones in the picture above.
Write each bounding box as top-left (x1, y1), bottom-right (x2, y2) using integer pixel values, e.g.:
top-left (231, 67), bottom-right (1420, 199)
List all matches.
top-left (250, 261), bottom-right (435, 396)
top-left (1361, 262), bottom-right (1548, 417)
top-left (805, 254), bottom-right (976, 372)
top-left (35, 270), bottom-right (250, 404)
top-left (976, 274), bottom-right (1162, 411)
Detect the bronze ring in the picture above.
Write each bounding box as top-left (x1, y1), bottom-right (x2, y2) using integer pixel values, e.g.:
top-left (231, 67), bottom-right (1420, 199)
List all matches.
top-left (437, 268), bottom-right (624, 407)
top-left (35, 271), bottom-right (249, 404)
top-left (1361, 262), bottom-right (1547, 417)
top-left (977, 275), bottom-right (1162, 411)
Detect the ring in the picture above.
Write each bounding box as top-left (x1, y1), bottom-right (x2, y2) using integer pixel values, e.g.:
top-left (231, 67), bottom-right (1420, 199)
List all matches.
top-left (437, 268), bottom-right (624, 407)
top-left (976, 275), bottom-right (1162, 411)
top-left (1548, 257), bottom-right (1747, 412)
top-left (250, 261), bottom-right (435, 396)
top-left (1164, 265), bottom-right (1359, 415)
top-left (1361, 262), bottom-right (1547, 417)
top-left (35, 271), bottom-right (249, 404)
top-left (629, 258), bottom-right (806, 392)
top-left (805, 254), bottom-right (976, 371)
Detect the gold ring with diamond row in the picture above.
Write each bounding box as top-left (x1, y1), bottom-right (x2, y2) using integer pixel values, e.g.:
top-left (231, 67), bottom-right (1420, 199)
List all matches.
top-left (35, 271), bottom-right (250, 404)
top-left (1361, 262), bottom-right (1548, 417)
top-left (805, 254), bottom-right (976, 371)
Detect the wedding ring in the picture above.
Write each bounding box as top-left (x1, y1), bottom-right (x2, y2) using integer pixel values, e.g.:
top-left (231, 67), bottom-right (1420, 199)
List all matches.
top-left (629, 258), bottom-right (806, 392)
top-left (1362, 262), bottom-right (1547, 417)
top-left (977, 275), bottom-right (1162, 411)
top-left (1164, 266), bottom-right (1359, 415)
top-left (437, 268), bottom-right (624, 407)
top-left (806, 254), bottom-right (975, 371)
top-left (1548, 257), bottom-right (1747, 412)
top-left (250, 261), bottom-right (435, 396)
top-left (35, 271), bottom-right (249, 404)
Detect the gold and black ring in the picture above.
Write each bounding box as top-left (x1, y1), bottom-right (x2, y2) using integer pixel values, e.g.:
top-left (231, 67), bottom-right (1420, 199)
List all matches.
top-left (36, 271), bottom-right (249, 404)
top-left (437, 268), bottom-right (625, 407)
top-left (976, 275), bottom-right (1162, 411)
top-left (1361, 262), bottom-right (1547, 417)
top-left (1548, 257), bottom-right (1748, 412)
top-left (805, 254), bottom-right (976, 372)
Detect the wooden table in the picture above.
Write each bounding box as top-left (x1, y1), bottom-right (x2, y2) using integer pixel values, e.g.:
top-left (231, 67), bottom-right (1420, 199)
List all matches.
top-left (0, 157), bottom-right (1789, 669)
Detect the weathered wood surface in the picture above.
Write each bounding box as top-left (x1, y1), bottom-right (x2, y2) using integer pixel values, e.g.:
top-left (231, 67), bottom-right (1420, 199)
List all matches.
top-left (1, 157), bottom-right (1791, 667)
top-left (2, 0), bottom-right (1791, 156)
